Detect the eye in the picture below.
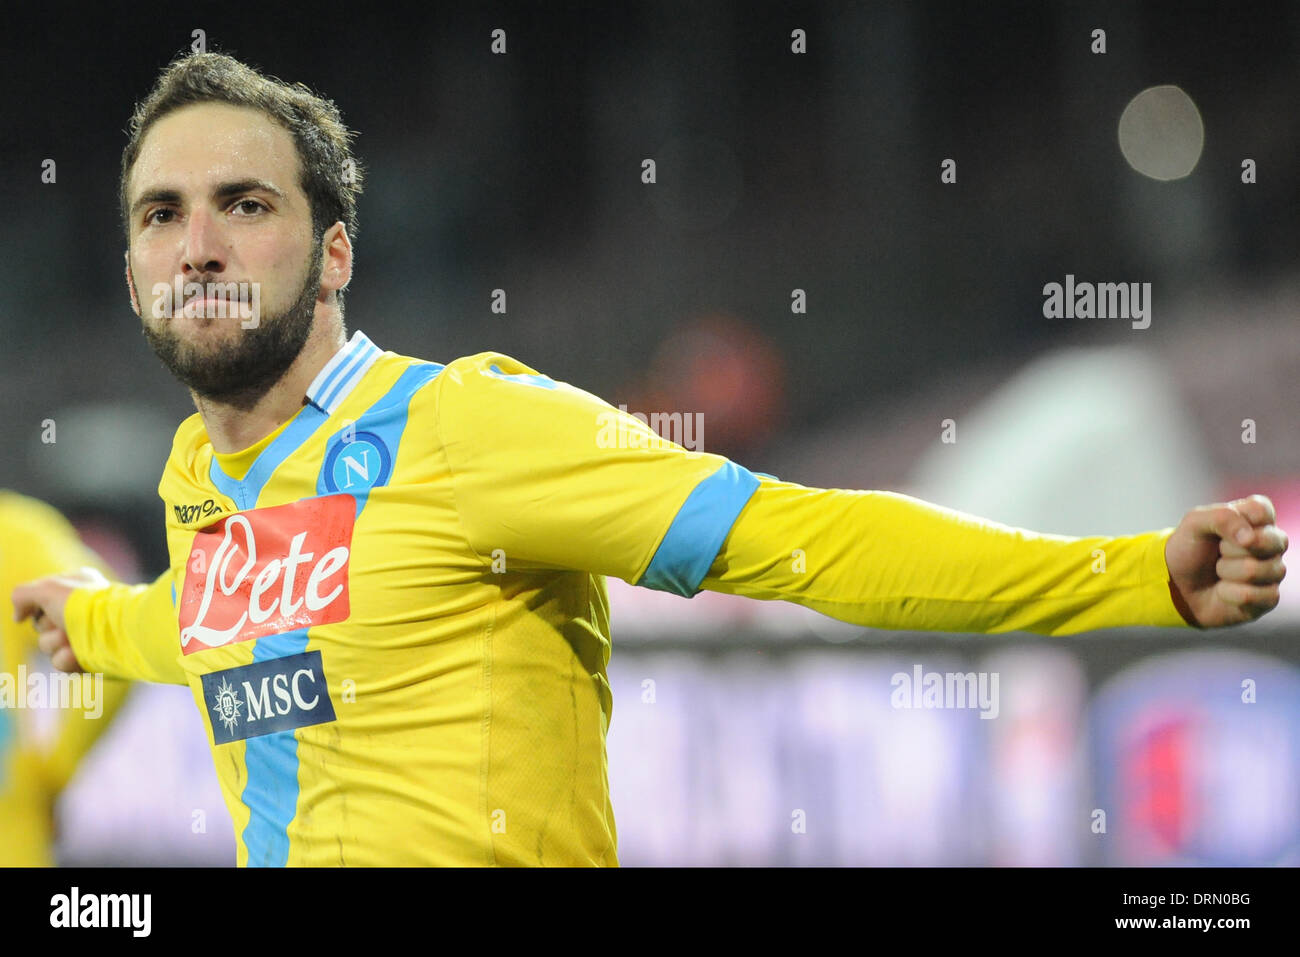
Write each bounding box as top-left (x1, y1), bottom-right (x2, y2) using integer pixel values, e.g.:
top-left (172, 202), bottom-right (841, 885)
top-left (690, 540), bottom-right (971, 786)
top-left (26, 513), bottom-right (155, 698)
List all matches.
top-left (231, 198), bottom-right (267, 215)
top-left (145, 208), bottom-right (175, 226)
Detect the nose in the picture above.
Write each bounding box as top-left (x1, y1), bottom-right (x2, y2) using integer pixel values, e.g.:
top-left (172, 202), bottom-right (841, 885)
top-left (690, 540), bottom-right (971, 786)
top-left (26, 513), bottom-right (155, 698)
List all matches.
top-left (181, 206), bottom-right (226, 277)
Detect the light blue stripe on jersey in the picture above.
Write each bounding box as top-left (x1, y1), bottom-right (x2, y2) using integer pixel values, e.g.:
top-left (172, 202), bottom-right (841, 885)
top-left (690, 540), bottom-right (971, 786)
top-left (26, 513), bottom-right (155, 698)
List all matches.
top-left (309, 331), bottom-right (378, 412)
top-left (0, 706), bottom-right (11, 792)
top-left (484, 364), bottom-right (557, 390)
top-left (209, 405), bottom-right (330, 511)
top-left (637, 461), bottom-right (762, 598)
top-left (316, 363), bottom-right (445, 513)
top-left (220, 398), bottom-right (329, 864)
top-left (241, 627), bottom-right (310, 867)
top-left (318, 339), bottom-right (382, 411)
top-left (240, 359), bottom-right (445, 866)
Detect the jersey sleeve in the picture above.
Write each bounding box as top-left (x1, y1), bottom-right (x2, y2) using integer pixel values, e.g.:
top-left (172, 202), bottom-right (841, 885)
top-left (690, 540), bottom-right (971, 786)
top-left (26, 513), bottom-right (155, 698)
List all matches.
top-left (699, 476), bottom-right (1191, 635)
top-left (64, 569), bottom-right (186, 684)
top-left (435, 353), bottom-right (762, 591)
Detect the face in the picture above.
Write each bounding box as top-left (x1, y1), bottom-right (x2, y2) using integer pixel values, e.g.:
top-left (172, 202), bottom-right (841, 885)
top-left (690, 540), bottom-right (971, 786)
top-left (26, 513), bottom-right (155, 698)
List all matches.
top-left (125, 102), bottom-right (324, 405)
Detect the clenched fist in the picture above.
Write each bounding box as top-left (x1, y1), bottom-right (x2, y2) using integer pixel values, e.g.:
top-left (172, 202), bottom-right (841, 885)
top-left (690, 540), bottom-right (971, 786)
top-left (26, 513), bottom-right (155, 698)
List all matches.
top-left (1165, 494), bottom-right (1289, 628)
top-left (10, 566), bottom-right (111, 672)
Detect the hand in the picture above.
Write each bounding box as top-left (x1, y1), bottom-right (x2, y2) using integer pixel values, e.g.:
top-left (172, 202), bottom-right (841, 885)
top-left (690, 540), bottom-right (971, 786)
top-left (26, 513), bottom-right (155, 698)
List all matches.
top-left (1165, 494), bottom-right (1289, 628)
top-left (10, 566), bottom-right (110, 672)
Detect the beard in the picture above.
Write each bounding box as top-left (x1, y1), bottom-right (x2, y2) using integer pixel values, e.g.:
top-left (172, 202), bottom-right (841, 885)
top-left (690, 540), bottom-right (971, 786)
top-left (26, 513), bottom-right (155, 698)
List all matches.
top-left (137, 242), bottom-right (323, 410)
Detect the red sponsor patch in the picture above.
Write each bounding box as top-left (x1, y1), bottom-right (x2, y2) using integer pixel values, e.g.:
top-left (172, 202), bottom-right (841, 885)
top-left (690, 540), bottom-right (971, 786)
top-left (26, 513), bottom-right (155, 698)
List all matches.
top-left (178, 495), bottom-right (355, 654)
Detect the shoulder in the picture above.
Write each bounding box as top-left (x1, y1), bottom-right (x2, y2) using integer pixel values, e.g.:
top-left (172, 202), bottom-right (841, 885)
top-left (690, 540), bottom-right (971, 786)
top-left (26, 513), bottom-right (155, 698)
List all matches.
top-left (425, 352), bottom-right (601, 454)
top-left (439, 351), bottom-right (556, 390)
top-left (167, 412), bottom-right (209, 465)
top-left (430, 352), bottom-right (568, 416)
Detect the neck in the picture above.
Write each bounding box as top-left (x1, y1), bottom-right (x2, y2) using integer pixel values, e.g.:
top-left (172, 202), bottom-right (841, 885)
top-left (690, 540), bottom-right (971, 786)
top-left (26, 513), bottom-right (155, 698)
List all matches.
top-left (193, 318), bottom-right (347, 454)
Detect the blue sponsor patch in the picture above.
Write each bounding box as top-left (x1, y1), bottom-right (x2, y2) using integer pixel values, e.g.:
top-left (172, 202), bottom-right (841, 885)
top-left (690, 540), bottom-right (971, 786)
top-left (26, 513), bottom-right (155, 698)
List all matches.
top-left (201, 651), bottom-right (337, 745)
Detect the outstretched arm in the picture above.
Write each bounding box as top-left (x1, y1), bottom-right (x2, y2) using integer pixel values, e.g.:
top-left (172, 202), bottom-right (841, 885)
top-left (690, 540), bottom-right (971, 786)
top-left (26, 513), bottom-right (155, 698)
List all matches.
top-left (12, 567), bottom-right (186, 683)
top-left (423, 351), bottom-right (1287, 631)
top-left (698, 479), bottom-right (1287, 635)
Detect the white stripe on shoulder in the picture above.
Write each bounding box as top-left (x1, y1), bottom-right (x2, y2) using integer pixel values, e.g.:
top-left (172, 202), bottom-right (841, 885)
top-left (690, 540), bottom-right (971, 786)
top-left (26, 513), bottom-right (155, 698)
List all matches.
top-left (306, 330), bottom-right (383, 413)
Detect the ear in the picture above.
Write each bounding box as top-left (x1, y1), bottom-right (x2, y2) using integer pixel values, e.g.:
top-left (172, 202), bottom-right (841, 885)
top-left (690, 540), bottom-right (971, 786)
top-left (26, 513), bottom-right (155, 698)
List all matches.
top-left (318, 222), bottom-right (353, 300)
top-left (124, 251), bottom-right (142, 318)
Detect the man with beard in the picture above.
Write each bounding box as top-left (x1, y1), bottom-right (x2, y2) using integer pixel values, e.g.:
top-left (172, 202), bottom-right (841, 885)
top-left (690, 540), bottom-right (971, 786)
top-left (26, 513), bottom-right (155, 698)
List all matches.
top-left (12, 52), bottom-right (1289, 867)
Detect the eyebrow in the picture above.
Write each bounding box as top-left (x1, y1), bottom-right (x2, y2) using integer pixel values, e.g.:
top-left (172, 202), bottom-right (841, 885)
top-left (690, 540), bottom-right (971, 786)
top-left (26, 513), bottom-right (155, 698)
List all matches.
top-left (129, 179), bottom-right (287, 218)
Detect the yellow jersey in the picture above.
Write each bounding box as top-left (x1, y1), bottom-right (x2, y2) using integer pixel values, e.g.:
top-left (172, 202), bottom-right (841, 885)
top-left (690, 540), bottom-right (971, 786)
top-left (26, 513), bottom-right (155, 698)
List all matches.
top-left (63, 330), bottom-right (1189, 866)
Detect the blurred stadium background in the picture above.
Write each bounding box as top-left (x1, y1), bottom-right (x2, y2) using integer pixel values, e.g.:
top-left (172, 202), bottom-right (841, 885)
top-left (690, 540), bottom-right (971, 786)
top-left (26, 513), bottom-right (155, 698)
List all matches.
top-left (2, 1), bottom-right (1298, 865)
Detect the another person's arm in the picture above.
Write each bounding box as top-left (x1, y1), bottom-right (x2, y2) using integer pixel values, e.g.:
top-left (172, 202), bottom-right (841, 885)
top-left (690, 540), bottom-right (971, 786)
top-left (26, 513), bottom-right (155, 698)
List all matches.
top-left (1, 493), bottom-right (141, 832)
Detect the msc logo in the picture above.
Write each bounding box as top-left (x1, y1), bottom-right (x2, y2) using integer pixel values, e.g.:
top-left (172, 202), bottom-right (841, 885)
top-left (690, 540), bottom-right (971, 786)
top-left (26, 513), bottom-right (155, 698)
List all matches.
top-left (323, 430), bottom-right (392, 493)
top-left (201, 650), bottom-right (336, 744)
top-left (173, 498), bottom-right (224, 524)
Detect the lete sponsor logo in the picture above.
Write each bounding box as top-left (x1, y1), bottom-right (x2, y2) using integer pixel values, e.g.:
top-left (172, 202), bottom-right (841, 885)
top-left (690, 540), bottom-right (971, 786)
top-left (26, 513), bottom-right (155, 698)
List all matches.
top-left (178, 495), bottom-right (355, 654)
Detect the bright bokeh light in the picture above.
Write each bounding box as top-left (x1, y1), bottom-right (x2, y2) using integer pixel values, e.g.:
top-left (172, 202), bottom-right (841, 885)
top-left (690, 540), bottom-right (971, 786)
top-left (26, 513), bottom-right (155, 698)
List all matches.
top-left (1118, 84), bottom-right (1205, 181)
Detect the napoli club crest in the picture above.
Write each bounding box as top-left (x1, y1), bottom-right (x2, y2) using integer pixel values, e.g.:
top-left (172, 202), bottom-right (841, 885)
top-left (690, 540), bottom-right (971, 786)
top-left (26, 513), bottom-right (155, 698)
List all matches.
top-left (323, 430), bottom-right (393, 493)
